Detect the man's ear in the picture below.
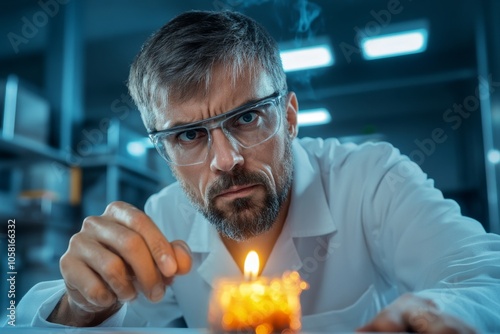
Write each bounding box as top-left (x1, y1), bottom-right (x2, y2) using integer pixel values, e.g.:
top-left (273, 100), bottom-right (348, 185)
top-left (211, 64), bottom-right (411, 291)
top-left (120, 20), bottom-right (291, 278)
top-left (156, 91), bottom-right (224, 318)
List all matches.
top-left (285, 91), bottom-right (299, 139)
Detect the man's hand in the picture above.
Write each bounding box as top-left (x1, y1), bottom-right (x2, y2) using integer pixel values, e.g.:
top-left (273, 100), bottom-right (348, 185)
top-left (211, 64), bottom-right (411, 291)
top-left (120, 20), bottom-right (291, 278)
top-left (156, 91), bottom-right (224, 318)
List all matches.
top-left (357, 293), bottom-right (476, 333)
top-left (48, 201), bottom-right (192, 327)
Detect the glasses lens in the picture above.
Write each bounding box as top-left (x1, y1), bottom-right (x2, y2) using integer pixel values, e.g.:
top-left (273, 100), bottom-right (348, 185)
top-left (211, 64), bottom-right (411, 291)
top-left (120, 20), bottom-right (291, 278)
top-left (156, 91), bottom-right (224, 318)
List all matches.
top-left (223, 100), bottom-right (281, 149)
top-left (155, 128), bottom-right (210, 166)
top-left (152, 94), bottom-right (283, 166)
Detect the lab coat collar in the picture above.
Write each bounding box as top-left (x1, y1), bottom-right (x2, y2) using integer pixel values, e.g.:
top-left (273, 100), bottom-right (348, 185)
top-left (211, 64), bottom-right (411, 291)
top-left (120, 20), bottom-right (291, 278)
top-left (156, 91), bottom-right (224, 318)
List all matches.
top-left (185, 139), bottom-right (337, 286)
top-left (286, 139), bottom-right (337, 238)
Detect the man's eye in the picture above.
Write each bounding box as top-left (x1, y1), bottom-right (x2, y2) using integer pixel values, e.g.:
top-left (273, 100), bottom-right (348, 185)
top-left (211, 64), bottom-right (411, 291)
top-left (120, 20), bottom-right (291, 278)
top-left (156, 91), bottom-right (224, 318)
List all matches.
top-left (237, 111), bottom-right (258, 125)
top-left (177, 129), bottom-right (205, 142)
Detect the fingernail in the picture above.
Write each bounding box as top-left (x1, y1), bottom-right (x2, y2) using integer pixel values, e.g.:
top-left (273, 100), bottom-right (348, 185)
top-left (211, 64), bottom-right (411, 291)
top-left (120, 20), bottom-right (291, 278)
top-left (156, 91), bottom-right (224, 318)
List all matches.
top-left (150, 284), bottom-right (165, 302)
top-left (160, 253), bottom-right (177, 277)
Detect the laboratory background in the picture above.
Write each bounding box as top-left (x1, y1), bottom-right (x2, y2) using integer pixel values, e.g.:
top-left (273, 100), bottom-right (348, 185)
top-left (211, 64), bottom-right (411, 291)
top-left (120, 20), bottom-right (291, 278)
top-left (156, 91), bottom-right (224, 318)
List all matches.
top-left (0, 0), bottom-right (499, 318)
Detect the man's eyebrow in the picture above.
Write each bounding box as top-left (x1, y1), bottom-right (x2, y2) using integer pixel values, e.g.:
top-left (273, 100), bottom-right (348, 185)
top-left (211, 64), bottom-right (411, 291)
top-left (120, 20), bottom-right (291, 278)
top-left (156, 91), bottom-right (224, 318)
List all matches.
top-left (166, 95), bottom-right (263, 129)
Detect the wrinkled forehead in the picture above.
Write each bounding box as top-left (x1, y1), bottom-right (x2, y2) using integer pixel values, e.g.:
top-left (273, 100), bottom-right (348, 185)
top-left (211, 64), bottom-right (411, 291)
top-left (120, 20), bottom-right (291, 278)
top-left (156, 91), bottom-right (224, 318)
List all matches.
top-left (153, 65), bottom-right (276, 131)
top-left (173, 61), bottom-right (263, 102)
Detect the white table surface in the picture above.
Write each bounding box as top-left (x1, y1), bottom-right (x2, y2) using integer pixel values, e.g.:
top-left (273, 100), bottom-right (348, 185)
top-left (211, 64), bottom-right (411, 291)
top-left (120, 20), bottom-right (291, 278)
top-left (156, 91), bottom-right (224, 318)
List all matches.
top-left (0, 328), bottom-right (339, 333)
top-left (0, 328), bottom-right (208, 334)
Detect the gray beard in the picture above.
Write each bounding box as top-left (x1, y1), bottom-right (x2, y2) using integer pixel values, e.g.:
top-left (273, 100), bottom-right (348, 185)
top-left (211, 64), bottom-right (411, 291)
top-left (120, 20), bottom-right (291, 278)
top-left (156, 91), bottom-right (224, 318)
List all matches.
top-left (175, 138), bottom-right (294, 241)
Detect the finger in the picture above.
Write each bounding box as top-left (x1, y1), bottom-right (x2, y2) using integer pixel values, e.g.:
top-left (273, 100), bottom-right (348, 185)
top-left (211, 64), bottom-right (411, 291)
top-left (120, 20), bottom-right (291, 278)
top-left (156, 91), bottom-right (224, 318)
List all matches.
top-left (70, 235), bottom-right (137, 302)
top-left (81, 215), bottom-right (164, 302)
top-left (162, 276), bottom-right (175, 286)
top-left (61, 234), bottom-right (137, 301)
top-left (60, 254), bottom-right (117, 311)
top-left (357, 321), bottom-right (406, 332)
top-left (62, 291), bottom-right (122, 328)
top-left (405, 309), bottom-right (435, 333)
top-left (171, 240), bottom-right (192, 275)
top-left (104, 201), bottom-right (178, 277)
top-left (404, 310), bottom-right (476, 334)
top-left (356, 310), bottom-right (406, 332)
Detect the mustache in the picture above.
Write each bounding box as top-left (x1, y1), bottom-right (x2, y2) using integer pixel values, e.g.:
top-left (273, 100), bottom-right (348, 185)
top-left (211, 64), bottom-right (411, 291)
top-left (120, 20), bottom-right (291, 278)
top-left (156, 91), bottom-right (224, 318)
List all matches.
top-left (207, 168), bottom-right (268, 200)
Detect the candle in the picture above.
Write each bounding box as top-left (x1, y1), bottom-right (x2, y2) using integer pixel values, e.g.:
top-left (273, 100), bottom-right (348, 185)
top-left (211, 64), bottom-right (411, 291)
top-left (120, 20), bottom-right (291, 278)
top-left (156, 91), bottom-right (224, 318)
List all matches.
top-left (208, 251), bottom-right (308, 334)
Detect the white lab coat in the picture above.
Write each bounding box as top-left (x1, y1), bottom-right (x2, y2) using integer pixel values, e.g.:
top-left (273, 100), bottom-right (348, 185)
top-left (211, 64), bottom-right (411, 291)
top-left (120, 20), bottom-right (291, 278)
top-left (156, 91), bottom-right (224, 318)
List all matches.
top-left (12, 138), bottom-right (500, 331)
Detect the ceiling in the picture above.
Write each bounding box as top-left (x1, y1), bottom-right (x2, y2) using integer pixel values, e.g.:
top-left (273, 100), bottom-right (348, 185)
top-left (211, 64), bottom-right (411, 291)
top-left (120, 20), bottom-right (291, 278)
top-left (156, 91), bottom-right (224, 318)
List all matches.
top-left (0, 0), bottom-right (483, 139)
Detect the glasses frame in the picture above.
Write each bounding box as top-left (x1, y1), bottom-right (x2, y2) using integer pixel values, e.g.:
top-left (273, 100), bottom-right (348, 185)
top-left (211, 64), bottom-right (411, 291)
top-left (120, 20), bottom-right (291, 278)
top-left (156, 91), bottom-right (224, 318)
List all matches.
top-left (149, 91), bottom-right (286, 166)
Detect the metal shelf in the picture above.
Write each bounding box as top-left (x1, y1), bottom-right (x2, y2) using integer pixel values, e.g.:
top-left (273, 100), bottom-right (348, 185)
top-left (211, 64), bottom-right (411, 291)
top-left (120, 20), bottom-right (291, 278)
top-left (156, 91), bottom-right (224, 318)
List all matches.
top-left (0, 133), bottom-right (164, 184)
top-left (0, 135), bottom-right (66, 163)
top-left (78, 154), bottom-right (163, 183)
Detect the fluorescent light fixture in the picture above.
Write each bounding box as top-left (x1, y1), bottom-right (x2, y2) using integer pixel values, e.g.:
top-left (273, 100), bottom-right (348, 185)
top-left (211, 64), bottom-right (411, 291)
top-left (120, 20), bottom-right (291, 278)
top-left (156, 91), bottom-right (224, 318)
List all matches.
top-left (361, 28), bottom-right (428, 60)
top-left (298, 108), bottom-right (331, 126)
top-left (280, 44), bottom-right (334, 72)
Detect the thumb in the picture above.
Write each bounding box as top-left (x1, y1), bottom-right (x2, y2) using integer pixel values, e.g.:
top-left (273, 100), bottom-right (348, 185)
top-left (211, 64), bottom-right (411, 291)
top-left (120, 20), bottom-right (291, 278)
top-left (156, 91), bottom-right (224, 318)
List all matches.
top-left (170, 240), bottom-right (192, 275)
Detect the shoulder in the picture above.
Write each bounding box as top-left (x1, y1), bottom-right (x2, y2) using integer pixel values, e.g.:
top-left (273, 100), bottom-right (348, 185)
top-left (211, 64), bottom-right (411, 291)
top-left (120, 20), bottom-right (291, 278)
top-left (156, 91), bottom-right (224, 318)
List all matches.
top-left (294, 137), bottom-right (422, 207)
top-left (296, 137), bottom-right (404, 175)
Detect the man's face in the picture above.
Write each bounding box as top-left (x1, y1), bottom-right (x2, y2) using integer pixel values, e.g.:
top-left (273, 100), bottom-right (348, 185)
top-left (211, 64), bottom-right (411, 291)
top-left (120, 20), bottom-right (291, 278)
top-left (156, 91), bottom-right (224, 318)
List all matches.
top-left (154, 68), bottom-right (298, 241)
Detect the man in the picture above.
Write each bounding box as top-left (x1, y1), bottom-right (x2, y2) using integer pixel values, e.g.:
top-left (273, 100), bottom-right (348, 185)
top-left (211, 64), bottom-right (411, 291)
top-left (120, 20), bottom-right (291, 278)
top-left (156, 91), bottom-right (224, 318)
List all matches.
top-left (13, 10), bottom-right (500, 332)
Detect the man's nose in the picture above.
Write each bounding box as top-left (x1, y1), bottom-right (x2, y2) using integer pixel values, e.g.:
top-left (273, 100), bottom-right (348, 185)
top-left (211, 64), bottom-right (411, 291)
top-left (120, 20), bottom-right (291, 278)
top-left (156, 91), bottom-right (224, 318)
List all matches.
top-left (209, 128), bottom-right (244, 172)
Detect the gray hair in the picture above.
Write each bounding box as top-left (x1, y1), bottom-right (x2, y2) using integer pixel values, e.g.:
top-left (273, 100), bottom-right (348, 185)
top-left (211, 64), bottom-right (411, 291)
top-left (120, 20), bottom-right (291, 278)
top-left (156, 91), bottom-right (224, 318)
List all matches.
top-left (127, 10), bottom-right (287, 132)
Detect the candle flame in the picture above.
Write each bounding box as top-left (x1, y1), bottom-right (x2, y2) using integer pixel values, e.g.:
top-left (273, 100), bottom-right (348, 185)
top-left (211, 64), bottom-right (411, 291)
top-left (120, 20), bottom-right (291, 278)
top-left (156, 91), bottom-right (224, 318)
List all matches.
top-left (244, 250), bottom-right (259, 281)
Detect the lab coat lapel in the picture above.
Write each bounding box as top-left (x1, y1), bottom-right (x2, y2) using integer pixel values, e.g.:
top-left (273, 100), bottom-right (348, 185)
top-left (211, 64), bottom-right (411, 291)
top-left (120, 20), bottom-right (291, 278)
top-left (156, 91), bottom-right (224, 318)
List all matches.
top-left (186, 212), bottom-right (241, 288)
top-left (286, 140), bottom-right (337, 238)
top-left (263, 140), bottom-right (338, 275)
top-left (261, 217), bottom-right (303, 275)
